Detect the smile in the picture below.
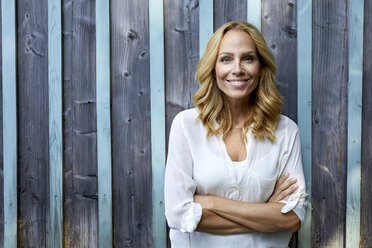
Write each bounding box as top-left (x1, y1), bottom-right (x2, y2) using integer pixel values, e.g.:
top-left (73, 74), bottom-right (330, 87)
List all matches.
top-left (226, 79), bottom-right (250, 87)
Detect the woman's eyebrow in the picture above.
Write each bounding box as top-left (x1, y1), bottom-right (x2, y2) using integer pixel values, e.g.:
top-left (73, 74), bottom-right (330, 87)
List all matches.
top-left (218, 51), bottom-right (257, 57)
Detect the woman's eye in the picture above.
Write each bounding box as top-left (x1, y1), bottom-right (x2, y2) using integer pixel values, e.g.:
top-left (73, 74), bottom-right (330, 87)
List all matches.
top-left (243, 56), bottom-right (253, 62)
top-left (220, 57), bottom-right (231, 63)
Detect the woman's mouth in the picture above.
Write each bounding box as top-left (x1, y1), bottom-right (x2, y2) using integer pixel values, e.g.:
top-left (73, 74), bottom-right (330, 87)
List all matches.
top-left (226, 79), bottom-right (250, 87)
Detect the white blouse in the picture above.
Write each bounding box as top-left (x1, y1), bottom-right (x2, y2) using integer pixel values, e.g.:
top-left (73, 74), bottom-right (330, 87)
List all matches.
top-left (164, 108), bottom-right (307, 248)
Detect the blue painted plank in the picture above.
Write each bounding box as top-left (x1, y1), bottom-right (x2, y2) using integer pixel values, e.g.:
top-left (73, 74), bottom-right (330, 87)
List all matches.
top-left (247, 0), bottom-right (261, 31)
top-left (1, 0), bottom-right (17, 247)
top-left (199, 0), bottom-right (214, 57)
top-left (346, 0), bottom-right (364, 247)
top-left (149, 0), bottom-right (166, 247)
top-left (297, 0), bottom-right (312, 247)
top-left (48, 0), bottom-right (63, 247)
top-left (96, 0), bottom-right (113, 247)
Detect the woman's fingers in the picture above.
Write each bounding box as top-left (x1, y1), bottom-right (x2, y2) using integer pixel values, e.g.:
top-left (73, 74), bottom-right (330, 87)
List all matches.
top-left (278, 182), bottom-right (298, 200)
top-left (268, 174), bottom-right (298, 202)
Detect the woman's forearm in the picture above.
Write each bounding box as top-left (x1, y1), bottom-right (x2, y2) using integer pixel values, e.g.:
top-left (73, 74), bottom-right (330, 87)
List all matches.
top-left (196, 208), bottom-right (254, 235)
top-left (205, 195), bottom-right (300, 232)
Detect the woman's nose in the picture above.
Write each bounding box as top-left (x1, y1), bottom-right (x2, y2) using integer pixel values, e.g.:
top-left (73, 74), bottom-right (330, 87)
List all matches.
top-left (232, 62), bottom-right (244, 75)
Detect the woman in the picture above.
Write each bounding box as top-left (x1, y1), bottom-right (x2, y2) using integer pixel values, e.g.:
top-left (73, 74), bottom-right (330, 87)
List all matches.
top-left (164, 21), bottom-right (307, 248)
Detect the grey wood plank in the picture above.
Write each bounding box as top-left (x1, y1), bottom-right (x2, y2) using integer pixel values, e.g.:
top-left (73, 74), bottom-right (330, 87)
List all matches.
top-left (0, 0), bottom-right (3, 244)
top-left (312, 0), bottom-right (348, 247)
top-left (62, 0), bottom-right (98, 247)
top-left (262, 0), bottom-right (297, 122)
top-left (360, 0), bottom-right (372, 246)
top-left (111, 0), bottom-right (152, 247)
top-left (214, 0), bottom-right (247, 31)
top-left (17, 0), bottom-right (49, 246)
top-left (164, 0), bottom-right (200, 143)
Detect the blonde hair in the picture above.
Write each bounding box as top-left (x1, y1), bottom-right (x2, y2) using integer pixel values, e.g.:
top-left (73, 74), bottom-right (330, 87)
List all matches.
top-left (193, 21), bottom-right (282, 142)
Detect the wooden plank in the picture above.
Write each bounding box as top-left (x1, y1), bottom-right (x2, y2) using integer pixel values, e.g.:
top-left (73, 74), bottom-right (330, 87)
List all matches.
top-left (214, 0), bottom-right (247, 30)
top-left (1, 0), bottom-right (17, 246)
top-left (111, 0), bottom-right (152, 246)
top-left (62, 0), bottom-right (98, 247)
top-left (247, 0), bottom-right (261, 30)
top-left (297, 0), bottom-right (312, 247)
top-left (17, 0), bottom-right (48, 246)
top-left (149, 0), bottom-right (166, 247)
top-left (48, 0), bottom-right (63, 246)
top-left (199, 0), bottom-right (213, 57)
top-left (346, 0), bottom-right (363, 247)
top-left (164, 0), bottom-right (200, 140)
top-left (312, 0), bottom-right (348, 247)
top-left (96, 0), bottom-right (112, 247)
top-left (261, 0), bottom-right (298, 122)
top-left (0, 0), bottom-right (3, 246)
top-left (360, 0), bottom-right (372, 247)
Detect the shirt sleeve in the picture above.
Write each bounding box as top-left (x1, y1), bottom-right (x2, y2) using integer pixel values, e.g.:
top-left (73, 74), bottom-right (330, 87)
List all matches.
top-left (278, 125), bottom-right (308, 225)
top-left (164, 112), bottom-right (202, 232)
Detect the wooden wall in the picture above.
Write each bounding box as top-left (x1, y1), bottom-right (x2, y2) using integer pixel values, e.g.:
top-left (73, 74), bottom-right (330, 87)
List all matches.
top-left (1, 0), bottom-right (371, 247)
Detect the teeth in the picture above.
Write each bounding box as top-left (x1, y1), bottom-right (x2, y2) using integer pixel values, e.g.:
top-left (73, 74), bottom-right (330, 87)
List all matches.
top-left (229, 80), bottom-right (247, 86)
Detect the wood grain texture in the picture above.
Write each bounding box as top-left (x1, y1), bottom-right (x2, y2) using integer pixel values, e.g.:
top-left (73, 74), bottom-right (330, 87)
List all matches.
top-left (0, 0), bottom-right (3, 244)
top-left (214, 0), bottom-right (247, 30)
top-left (62, 0), bottom-right (98, 247)
top-left (312, 0), bottom-right (348, 247)
top-left (164, 0), bottom-right (199, 141)
top-left (360, 0), bottom-right (372, 246)
top-left (261, 0), bottom-right (298, 122)
top-left (17, 0), bottom-right (49, 246)
top-left (111, 0), bottom-right (152, 247)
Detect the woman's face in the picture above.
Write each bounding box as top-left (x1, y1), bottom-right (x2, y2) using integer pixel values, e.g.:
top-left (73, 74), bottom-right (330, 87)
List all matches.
top-left (214, 30), bottom-right (261, 103)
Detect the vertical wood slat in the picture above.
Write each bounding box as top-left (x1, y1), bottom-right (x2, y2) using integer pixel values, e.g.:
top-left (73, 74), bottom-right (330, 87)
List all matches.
top-left (96, 0), bottom-right (112, 247)
top-left (297, 0), bottom-right (312, 247)
top-left (213, 0), bottom-right (247, 31)
top-left (18, 0), bottom-right (49, 246)
top-left (261, 0), bottom-right (298, 122)
top-left (164, 0), bottom-right (199, 141)
top-left (48, 0), bottom-right (63, 246)
top-left (1, 0), bottom-right (17, 246)
top-left (361, 0), bottom-right (372, 247)
top-left (62, 0), bottom-right (98, 246)
top-left (312, 0), bottom-right (348, 247)
top-left (346, 0), bottom-right (363, 247)
top-left (149, 0), bottom-right (166, 247)
top-left (199, 0), bottom-right (214, 57)
top-left (111, 1), bottom-right (152, 246)
top-left (247, 0), bottom-right (261, 30)
top-left (0, 0), bottom-right (3, 245)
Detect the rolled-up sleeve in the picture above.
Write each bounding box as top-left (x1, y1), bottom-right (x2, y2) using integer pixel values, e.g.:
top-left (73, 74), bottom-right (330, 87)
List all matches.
top-left (279, 126), bottom-right (308, 225)
top-left (164, 112), bottom-right (202, 232)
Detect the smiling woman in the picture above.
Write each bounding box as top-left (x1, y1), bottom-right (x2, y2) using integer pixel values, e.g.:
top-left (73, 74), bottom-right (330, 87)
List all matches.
top-left (164, 21), bottom-right (308, 248)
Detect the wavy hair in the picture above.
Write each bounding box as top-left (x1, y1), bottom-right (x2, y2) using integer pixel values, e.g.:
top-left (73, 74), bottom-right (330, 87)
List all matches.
top-left (193, 21), bottom-right (282, 142)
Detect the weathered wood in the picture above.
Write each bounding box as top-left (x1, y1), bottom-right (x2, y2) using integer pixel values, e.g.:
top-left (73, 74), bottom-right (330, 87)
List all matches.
top-left (297, 0), bottom-right (312, 247)
top-left (165, 0), bottom-right (199, 141)
top-left (96, 0), bottom-right (112, 247)
top-left (48, 0), bottom-right (63, 246)
top-left (346, 0), bottom-right (363, 246)
top-left (62, 0), bottom-right (98, 247)
top-left (361, 0), bottom-right (372, 247)
top-left (17, 0), bottom-right (49, 246)
top-left (111, 0), bottom-right (152, 247)
top-left (0, 0), bottom-right (3, 245)
top-left (312, 0), bottom-right (348, 247)
top-left (214, 0), bottom-right (247, 30)
top-left (149, 0), bottom-right (166, 247)
top-left (262, 0), bottom-right (298, 122)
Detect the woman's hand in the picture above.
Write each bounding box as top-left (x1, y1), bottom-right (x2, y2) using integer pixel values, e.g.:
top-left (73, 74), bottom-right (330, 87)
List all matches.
top-left (267, 173), bottom-right (298, 203)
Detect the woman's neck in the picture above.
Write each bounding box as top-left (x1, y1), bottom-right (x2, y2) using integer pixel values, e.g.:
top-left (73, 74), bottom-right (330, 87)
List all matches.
top-left (227, 97), bottom-right (250, 128)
